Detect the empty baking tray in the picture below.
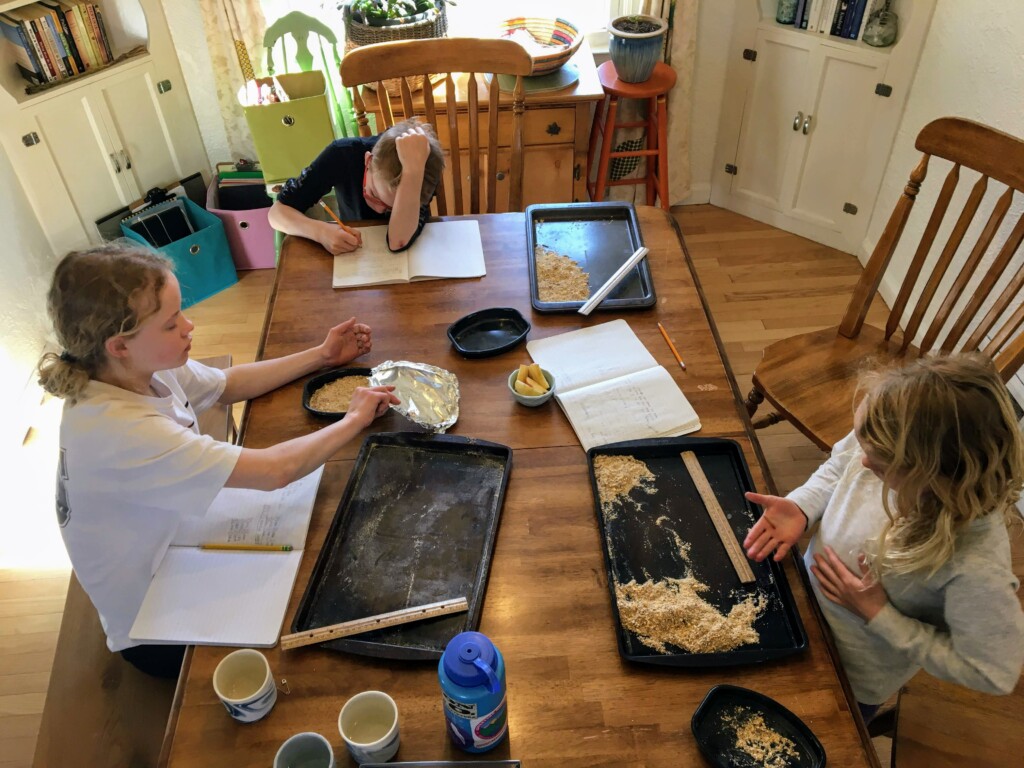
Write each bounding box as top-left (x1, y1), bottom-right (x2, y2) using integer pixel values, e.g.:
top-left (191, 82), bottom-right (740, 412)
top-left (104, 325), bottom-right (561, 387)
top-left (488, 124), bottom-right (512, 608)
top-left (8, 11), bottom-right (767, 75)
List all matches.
top-left (691, 684), bottom-right (826, 767)
top-left (526, 202), bottom-right (656, 313)
top-left (587, 437), bottom-right (807, 667)
top-left (292, 433), bottom-right (512, 660)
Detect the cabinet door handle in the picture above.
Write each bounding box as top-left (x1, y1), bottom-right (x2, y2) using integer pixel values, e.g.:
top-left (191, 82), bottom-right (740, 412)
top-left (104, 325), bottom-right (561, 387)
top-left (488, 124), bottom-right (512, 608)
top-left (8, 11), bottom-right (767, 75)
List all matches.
top-left (792, 111), bottom-right (804, 131)
top-left (802, 115), bottom-right (812, 135)
top-left (120, 150), bottom-right (132, 170)
top-left (109, 152), bottom-right (121, 173)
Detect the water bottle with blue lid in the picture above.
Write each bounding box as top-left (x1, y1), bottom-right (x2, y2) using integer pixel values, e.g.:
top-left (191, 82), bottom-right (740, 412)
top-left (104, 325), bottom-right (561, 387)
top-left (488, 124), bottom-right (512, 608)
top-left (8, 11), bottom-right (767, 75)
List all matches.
top-left (438, 631), bottom-right (508, 752)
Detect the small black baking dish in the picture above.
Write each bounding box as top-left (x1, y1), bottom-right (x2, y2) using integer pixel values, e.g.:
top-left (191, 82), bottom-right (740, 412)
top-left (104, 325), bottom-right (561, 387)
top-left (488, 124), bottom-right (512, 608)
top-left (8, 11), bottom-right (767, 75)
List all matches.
top-left (302, 367), bottom-right (373, 419)
top-left (446, 307), bottom-right (531, 358)
top-left (691, 684), bottom-right (826, 767)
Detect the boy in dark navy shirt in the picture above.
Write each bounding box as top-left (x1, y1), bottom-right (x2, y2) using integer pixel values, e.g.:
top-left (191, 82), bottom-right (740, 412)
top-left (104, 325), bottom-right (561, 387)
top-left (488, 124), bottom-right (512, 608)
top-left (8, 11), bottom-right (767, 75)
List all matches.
top-left (269, 117), bottom-right (444, 254)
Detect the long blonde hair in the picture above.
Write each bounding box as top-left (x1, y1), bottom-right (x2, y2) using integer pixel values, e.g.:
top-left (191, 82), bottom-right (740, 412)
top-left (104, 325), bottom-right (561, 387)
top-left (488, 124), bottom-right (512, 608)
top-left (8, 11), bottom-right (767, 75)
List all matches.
top-left (856, 353), bottom-right (1024, 576)
top-left (37, 243), bottom-right (171, 405)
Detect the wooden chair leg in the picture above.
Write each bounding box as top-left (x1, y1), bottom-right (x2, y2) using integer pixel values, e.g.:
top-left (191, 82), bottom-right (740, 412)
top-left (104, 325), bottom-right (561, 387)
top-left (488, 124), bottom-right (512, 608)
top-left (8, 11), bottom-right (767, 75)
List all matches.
top-left (592, 95), bottom-right (619, 204)
top-left (744, 386), bottom-right (765, 417)
top-left (656, 93), bottom-right (670, 210)
top-left (752, 411), bottom-right (785, 429)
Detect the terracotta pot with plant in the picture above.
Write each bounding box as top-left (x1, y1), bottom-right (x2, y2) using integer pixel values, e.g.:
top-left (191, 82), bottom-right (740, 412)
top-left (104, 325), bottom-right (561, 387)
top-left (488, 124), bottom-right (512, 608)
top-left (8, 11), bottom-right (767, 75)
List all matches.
top-left (608, 14), bottom-right (668, 83)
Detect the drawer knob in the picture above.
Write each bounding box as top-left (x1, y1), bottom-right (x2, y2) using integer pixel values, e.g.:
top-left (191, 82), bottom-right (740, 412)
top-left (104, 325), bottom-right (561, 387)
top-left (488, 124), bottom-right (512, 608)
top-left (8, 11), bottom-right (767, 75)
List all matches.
top-left (546, 122), bottom-right (562, 136)
top-left (496, 171), bottom-right (506, 181)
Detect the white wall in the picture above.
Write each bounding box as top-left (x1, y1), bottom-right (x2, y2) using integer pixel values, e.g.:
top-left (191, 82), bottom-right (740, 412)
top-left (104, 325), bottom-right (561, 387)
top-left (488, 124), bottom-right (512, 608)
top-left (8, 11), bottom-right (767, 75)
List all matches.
top-left (861, 0), bottom-right (1024, 398)
top-left (683, 0), bottom-right (737, 204)
top-left (0, 143), bottom-right (59, 447)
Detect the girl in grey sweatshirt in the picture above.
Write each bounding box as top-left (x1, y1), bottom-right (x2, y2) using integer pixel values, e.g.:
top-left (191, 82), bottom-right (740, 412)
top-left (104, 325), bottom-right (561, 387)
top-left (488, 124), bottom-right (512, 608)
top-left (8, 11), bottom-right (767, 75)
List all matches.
top-left (743, 353), bottom-right (1024, 720)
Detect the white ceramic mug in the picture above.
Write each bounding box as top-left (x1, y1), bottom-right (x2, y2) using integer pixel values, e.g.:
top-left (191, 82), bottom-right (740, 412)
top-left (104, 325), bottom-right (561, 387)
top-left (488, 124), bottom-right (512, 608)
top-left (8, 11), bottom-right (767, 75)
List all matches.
top-left (212, 648), bottom-right (277, 723)
top-left (338, 690), bottom-right (400, 763)
top-left (273, 731), bottom-right (335, 768)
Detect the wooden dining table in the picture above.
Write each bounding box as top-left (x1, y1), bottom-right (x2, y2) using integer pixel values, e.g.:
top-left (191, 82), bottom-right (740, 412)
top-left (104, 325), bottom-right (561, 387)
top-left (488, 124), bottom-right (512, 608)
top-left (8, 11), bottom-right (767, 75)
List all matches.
top-left (162, 206), bottom-right (879, 767)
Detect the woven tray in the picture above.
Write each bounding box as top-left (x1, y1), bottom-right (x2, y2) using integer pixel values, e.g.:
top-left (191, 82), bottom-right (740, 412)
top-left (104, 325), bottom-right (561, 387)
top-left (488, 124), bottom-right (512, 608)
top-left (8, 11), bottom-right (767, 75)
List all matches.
top-left (343, 5), bottom-right (448, 96)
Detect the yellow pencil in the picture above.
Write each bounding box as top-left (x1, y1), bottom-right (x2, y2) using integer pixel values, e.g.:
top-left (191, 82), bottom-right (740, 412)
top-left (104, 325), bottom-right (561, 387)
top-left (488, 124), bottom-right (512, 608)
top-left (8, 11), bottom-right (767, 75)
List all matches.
top-left (317, 200), bottom-right (360, 237)
top-left (657, 322), bottom-right (686, 370)
top-left (200, 543), bottom-right (293, 552)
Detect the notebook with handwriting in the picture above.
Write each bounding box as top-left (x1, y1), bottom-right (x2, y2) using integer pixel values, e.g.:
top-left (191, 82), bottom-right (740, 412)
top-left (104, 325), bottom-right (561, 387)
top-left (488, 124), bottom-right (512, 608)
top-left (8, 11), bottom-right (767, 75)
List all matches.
top-left (332, 219), bottom-right (486, 288)
top-left (129, 467), bottom-right (323, 647)
top-left (526, 320), bottom-right (701, 452)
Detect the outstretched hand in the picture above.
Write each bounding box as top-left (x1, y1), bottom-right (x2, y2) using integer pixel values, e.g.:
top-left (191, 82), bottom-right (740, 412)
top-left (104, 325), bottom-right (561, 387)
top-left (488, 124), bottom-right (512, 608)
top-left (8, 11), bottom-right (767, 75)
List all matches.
top-left (320, 317), bottom-right (372, 366)
top-left (344, 385), bottom-right (400, 429)
top-left (743, 491), bottom-right (808, 562)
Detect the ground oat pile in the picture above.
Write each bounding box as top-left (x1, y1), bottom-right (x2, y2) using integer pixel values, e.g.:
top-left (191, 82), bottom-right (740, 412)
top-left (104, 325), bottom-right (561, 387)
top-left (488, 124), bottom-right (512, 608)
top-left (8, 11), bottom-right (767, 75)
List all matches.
top-left (727, 707), bottom-right (800, 768)
top-left (594, 455), bottom-right (656, 515)
top-left (308, 375), bottom-right (369, 412)
top-left (535, 245), bottom-right (590, 302)
top-left (614, 577), bottom-right (765, 654)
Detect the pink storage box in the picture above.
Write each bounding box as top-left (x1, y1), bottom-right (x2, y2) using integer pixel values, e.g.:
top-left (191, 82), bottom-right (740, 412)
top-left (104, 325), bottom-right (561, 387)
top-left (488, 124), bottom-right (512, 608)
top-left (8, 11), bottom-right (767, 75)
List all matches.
top-left (206, 181), bottom-right (276, 270)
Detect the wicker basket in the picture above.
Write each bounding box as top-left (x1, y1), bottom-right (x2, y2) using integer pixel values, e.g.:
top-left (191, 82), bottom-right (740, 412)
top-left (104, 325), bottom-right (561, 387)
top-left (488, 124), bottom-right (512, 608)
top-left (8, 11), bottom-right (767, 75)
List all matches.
top-left (343, 3), bottom-right (449, 96)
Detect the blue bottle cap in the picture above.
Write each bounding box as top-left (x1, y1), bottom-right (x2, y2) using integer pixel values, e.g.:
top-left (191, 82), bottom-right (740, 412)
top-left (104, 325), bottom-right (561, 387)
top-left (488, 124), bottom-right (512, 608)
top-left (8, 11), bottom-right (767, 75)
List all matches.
top-left (442, 631), bottom-right (501, 694)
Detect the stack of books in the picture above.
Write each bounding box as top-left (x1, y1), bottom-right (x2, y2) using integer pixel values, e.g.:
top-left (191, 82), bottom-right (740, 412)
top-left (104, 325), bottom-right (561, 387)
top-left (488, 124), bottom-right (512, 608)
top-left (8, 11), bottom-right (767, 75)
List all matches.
top-left (0, 2), bottom-right (114, 87)
top-left (790, 0), bottom-right (877, 41)
top-left (214, 161), bottom-right (272, 212)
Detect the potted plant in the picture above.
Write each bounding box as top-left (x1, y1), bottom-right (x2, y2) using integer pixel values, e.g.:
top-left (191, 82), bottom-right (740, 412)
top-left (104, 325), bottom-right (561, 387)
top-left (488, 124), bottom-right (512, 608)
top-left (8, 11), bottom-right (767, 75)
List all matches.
top-left (608, 14), bottom-right (668, 83)
top-left (346, 0), bottom-right (445, 27)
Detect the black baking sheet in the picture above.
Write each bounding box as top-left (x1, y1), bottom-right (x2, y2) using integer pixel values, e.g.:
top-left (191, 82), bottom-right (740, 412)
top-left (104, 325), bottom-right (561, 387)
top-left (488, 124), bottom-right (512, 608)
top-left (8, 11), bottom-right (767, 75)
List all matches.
top-left (292, 433), bottom-right (511, 660)
top-left (526, 202), bottom-right (656, 313)
top-left (588, 437), bottom-right (807, 666)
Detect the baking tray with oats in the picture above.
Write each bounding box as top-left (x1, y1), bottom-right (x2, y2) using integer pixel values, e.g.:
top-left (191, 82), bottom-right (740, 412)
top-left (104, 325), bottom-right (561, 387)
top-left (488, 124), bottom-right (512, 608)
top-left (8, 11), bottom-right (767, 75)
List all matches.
top-left (292, 433), bottom-right (511, 660)
top-left (526, 202), bottom-right (656, 313)
top-left (587, 437), bottom-right (807, 667)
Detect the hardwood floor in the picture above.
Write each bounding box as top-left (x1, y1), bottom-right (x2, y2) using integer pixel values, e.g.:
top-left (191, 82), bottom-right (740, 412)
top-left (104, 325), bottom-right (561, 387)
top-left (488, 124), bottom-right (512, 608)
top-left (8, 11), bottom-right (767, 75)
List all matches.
top-left (0, 206), bottom-right (914, 766)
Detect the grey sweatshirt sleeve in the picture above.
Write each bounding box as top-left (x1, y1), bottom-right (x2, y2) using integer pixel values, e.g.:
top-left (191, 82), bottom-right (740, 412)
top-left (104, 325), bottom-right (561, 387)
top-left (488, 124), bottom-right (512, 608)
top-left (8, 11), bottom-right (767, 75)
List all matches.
top-left (786, 431), bottom-right (860, 528)
top-left (866, 565), bottom-right (1024, 695)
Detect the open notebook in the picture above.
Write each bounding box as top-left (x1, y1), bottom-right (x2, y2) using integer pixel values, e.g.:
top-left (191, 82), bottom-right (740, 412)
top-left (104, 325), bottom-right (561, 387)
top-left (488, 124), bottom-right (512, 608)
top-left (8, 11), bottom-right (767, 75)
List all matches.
top-left (333, 219), bottom-right (486, 288)
top-left (527, 320), bottom-right (701, 452)
top-left (129, 467), bottom-right (323, 647)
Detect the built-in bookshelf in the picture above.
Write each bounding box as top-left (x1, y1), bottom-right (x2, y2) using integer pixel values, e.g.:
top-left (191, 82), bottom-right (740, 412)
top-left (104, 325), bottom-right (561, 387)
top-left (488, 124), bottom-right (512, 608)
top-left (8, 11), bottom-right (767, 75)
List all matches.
top-left (757, 0), bottom-right (903, 53)
top-left (0, 0), bottom-right (149, 105)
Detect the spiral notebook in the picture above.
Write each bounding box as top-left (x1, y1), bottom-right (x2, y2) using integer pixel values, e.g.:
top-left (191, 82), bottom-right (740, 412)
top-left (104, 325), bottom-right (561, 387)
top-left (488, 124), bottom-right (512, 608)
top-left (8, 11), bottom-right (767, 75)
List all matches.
top-left (121, 198), bottom-right (194, 247)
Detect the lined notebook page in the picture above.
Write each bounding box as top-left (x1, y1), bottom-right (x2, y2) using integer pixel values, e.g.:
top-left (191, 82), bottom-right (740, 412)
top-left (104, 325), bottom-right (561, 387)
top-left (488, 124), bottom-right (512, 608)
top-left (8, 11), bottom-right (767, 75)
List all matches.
top-left (130, 549), bottom-right (302, 647)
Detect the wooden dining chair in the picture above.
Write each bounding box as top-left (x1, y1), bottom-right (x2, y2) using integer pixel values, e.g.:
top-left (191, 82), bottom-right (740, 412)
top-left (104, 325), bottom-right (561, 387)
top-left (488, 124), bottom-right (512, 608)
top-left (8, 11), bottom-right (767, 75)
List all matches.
top-left (745, 117), bottom-right (1024, 450)
top-left (339, 37), bottom-right (534, 215)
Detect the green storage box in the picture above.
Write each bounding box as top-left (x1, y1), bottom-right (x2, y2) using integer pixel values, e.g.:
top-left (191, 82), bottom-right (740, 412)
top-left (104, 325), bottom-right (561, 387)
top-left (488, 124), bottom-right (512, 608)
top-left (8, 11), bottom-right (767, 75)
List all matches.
top-left (243, 71), bottom-right (336, 185)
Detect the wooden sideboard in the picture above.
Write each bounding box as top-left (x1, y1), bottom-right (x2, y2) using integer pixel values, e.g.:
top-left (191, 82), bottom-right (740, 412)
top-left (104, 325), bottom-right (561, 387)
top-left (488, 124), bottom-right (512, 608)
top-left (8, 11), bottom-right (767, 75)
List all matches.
top-left (361, 41), bottom-right (604, 211)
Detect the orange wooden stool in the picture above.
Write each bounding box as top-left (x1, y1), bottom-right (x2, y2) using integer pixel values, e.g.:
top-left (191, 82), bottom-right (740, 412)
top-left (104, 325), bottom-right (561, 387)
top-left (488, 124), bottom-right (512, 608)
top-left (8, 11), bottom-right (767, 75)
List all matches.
top-left (587, 61), bottom-right (677, 210)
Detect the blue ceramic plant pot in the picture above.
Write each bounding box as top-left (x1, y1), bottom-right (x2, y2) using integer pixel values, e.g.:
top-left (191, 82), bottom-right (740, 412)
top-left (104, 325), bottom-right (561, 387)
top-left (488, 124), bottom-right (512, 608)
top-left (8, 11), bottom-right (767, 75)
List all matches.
top-left (609, 15), bottom-right (667, 83)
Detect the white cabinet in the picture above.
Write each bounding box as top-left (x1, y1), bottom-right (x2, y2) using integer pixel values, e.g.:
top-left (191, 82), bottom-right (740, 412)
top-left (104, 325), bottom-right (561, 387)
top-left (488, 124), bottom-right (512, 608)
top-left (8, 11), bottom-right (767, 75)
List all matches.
top-left (0, 0), bottom-right (208, 254)
top-left (712, 0), bottom-right (936, 254)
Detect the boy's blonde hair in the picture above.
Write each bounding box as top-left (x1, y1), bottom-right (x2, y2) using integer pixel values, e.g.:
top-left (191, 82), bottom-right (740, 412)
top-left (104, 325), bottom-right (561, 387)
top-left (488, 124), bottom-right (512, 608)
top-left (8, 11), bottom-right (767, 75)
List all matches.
top-left (37, 243), bottom-right (172, 405)
top-left (371, 117), bottom-right (444, 207)
top-left (856, 353), bottom-right (1024, 576)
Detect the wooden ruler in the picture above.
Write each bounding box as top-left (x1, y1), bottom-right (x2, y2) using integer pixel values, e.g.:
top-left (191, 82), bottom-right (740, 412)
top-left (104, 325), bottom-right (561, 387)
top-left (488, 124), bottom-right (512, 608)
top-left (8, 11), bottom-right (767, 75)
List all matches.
top-left (680, 451), bottom-right (756, 584)
top-left (280, 597), bottom-right (469, 651)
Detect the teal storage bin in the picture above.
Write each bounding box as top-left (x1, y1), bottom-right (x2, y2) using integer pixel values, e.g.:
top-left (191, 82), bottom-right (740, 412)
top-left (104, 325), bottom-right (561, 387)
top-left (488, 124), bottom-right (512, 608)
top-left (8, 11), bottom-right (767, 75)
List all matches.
top-left (121, 198), bottom-right (238, 309)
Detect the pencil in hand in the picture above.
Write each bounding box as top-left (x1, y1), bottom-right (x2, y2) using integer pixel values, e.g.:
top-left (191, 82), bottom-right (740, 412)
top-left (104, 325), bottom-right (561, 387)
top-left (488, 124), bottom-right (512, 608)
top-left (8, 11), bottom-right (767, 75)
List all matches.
top-left (317, 200), bottom-right (361, 241)
top-left (200, 543), bottom-right (293, 552)
top-left (657, 322), bottom-right (687, 370)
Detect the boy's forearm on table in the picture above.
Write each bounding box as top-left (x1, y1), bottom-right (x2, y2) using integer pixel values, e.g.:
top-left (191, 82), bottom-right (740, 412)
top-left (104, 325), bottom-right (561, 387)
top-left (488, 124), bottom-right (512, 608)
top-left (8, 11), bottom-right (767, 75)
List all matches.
top-left (269, 201), bottom-right (325, 241)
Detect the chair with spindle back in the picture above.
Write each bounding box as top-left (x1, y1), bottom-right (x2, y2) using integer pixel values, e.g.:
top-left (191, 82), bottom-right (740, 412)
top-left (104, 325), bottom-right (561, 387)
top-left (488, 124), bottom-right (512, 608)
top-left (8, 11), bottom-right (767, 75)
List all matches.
top-left (339, 37), bottom-right (534, 215)
top-left (745, 117), bottom-right (1024, 450)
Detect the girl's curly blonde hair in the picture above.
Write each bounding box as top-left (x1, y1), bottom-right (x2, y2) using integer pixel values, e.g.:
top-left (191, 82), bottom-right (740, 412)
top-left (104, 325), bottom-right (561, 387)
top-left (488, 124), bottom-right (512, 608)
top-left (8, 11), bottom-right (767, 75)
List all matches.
top-left (856, 353), bottom-right (1024, 576)
top-left (37, 243), bottom-right (171, 405)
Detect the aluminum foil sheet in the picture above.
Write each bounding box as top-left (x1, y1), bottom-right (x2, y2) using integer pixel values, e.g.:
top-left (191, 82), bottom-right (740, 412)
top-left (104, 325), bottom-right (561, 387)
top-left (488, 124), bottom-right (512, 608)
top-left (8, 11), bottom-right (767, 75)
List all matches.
top-left (370, 360), bottom-right (459, 433)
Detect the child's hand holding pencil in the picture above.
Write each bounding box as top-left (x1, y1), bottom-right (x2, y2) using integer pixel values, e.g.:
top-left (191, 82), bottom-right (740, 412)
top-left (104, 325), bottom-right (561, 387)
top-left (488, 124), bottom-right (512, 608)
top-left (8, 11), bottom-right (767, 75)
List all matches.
top-left (317, 200), bottom-right (363, 254)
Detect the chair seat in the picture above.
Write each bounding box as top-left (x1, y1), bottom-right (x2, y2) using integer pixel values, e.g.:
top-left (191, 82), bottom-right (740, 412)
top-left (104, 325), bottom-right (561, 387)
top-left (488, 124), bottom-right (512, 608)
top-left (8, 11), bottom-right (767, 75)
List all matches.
top-left (752, 324), bottom-right (916, 450)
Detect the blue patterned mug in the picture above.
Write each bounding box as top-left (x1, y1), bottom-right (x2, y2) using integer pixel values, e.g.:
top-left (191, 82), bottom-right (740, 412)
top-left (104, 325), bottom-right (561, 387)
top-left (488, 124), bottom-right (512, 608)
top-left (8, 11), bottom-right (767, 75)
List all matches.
top-left (338, 690), bottom-right (400, 763)
top-left (212, 648), bottom-right (278, 723)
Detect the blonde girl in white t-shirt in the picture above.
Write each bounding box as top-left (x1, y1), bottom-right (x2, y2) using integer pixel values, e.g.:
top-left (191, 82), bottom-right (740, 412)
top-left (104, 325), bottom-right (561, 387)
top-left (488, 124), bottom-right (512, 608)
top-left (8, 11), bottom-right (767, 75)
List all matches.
top-left (37, 243), bottom-right (399, 677)
top-left (743, 354), bottom-right (1024, 725)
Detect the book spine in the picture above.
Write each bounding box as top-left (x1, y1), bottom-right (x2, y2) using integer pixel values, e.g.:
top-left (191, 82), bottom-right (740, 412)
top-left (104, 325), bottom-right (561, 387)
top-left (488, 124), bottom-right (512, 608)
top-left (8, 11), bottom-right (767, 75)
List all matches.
top-left (44, 9), bottom-right (78, 74)
top-left (38, 14), bottom-right (69, 78)
top-left (799, 0), bottom-right (810, 29)
top-left (49, 4), bottom-right (85, 72)
top-left (84, 3), bottom-right (107, 63)
top-left (92, 5), bottom-right (112, 62)
top-left (30, 18), bottom-right (61, 80)
top-left (70, 4), bottom-right (97, 67)
top-left (793, 0), bottom-right (807, 28)
top-left (19, 17), bottom-right (54, 80)
top-left (0, 15), bottom-right (42, 77)
top-left (841, 0), bottom-right (860, 37)
top-left (806, 0), bottom-right (821, 33)
top-left (63, 5), bottom-right (91, 69)
top-left (831, 0), bottom-right (850, 36)
top-left (856, 0), bottom-right (876, 40)
top-left (818, 0), bottom-right (835, 33)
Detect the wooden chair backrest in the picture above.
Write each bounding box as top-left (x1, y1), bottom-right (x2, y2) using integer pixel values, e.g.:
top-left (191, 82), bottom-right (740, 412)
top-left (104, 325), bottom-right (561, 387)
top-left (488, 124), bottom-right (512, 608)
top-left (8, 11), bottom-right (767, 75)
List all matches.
top-left (339, 37), bottom-right (534, 214)
top-left (839, 117), bottom-right (1024, 381)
